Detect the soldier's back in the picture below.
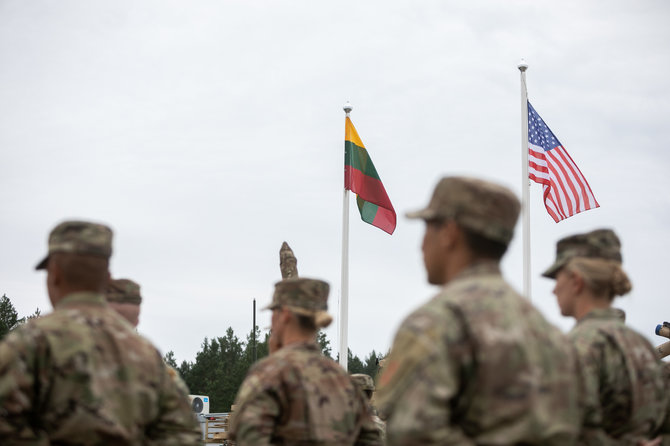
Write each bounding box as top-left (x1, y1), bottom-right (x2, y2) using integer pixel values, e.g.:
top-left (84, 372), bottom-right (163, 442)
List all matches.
top-left (0, 292), bottom-right (201, 445)
top-left (378, 262), bottom-right (580, 445)
top-left (441, 265), bottom-right (579, 443)
top-left (232, 341), bottom-right (375, 445)
top-left (570, 309), bottom-right (666, 443)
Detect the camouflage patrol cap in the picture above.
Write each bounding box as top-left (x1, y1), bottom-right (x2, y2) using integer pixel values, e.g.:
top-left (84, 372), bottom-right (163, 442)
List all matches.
top-left (106, 278), bottom-right (142, 305)
top-left (542, 228), bottom-right (622, 279)
top-left (350, 373), bottom-right (375, 392)
top-left (263, 278), bottom-right (329, 316)
top-left (35, 220), bottom-right (113, 270)
top-left (406, 176), bottom-right (520, 245)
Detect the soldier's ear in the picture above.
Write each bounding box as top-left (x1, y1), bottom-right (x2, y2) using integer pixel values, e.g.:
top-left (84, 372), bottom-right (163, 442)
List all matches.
top-left (47, 256), bottom-right (62, 286)
top-left (280, 307), bottom-right (293, 324)
top-left (569, 270), bottom-right (585, 295)
top-left (441, 220), bottom-right (462, 250)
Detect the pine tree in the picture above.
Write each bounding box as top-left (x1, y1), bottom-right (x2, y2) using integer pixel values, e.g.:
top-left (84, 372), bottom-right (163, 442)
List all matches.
top-left (162, 327), bottom-right (389, 414)
top-left (0, 294), bottom-right (23, 340)
top-left (317, 330), bottom-right (331, 358)
top-left (348, 348), bottom-right (365, 373)
top-left (163, 350), bottom-right (178, 368)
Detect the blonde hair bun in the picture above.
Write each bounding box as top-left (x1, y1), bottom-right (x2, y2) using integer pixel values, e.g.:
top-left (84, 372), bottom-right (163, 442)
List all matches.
top-left (566, 257), bottom-right (632, 299)
top-left (315, 311), bottom-right (333, 328)
top-left (611, 267), bottom-right (632, 296)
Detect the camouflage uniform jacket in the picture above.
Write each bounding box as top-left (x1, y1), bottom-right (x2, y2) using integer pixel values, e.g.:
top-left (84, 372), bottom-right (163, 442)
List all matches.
top-left (371, 414), bottom-right (386, 444)
top-left (570, 308), bottom-right (666, 445)
top-left (658, 362), bottom-right (670, 446)
top-left (229, 341), bottom-right (381, 446)
top-left (376, 261), bottom-right (580, 445)
top-left (0, 292), bottom-right (202, 446)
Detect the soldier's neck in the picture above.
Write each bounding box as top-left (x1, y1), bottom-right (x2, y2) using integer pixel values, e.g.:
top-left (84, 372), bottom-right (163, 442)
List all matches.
top-left (280, 327), bottom-right (316, 348)
top-left (443, 247), bottom-right (478, 283)
top-left (574, 293), bottom-right (611, 321)
top-left (50, 285), bottom-right (102, 307)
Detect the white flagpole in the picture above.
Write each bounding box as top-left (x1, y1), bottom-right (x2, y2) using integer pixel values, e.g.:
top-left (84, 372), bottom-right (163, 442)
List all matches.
top-left (339, 101), bottom-right (352, 370)
top-left (518, 60), bottom-right (531, 299)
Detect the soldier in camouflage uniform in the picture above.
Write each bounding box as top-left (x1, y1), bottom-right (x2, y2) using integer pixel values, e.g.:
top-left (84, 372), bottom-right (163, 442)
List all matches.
top-left (658, 363), bottom-right (670, 446)
top-left (543, 229), bottom-right (666, 444)
top-left (105, 277), bottom-right (143, 327)
top-left (376, 176), bottom-right (580, 445)
top-left (228, 277), bottom-right (381, 445)
top-left (105, 277), bottom-right (193, 399)
top-left (351, 374), bottom-right (386, 444)
top-left (0, 220), bottom-right (202, 445)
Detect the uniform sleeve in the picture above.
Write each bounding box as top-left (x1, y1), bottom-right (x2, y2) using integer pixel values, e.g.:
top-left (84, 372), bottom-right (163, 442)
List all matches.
top-left (0, 328), bottom-right (50, 445)
top-left (145, 355), bottom-right (203, 446)
top-left (571, 333), bottom-right (619, 446)
top-left (354, 390), bottom-right (382, 446)
top-left (228, 372), bottom-right (281, 446)
top-left (376, 309), bottom-right (476, 446)
top-left (656, 363), bottom-right (670, 446)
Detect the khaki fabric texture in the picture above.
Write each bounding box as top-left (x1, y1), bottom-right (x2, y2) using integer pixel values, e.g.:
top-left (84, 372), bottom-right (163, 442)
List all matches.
top-left (657, 363), bottom-right (670, 446)
top-left (351, 374), bottom-right (375, 392)
top-left (106, 278), bottom-right (142, 305)
top-left (543, 228), bottom-right (622, 278)
top-left (405, 176), bottom-right (520, 245)
top-left (35, 220), bottom-right (113, 270)
top-left (350, 374), bottom-right (386, 443)
top-left (228, 342), bottom-right (382, 446)
top-left (570, 308), bottom-right (666, 444)
top-left (0, 292), bottom-right (202, 445)
top-left (376, 261), bottom-right (581, 445)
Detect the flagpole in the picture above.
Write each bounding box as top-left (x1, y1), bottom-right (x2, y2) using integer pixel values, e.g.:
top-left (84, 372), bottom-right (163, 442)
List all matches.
top-left (518, 60), bottom-right (531, 299)
top-left (339, 101), bottom-right (352, 370)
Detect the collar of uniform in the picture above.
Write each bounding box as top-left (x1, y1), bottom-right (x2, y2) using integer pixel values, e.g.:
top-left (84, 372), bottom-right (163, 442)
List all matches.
top-left (280, 341), bottom-right (320, 353)
top-left (448, 259), bottom-right (501, 284)
top-left (56, 291), bottom-right (107, 309)
top-left (577, 307), bottom-right (624, 324)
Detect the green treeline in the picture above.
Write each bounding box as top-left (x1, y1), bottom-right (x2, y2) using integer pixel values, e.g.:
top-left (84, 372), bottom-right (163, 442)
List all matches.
top-left (165, 326), bottom-right (383, 413)
top-left (1, 294), bottom-right (382, 414)
top-left (0, 294), bottom-right (40, 341)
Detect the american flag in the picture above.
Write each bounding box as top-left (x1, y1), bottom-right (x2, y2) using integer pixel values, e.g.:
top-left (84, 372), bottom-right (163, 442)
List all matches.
top-left (527, 101), bottom-right (599, 222)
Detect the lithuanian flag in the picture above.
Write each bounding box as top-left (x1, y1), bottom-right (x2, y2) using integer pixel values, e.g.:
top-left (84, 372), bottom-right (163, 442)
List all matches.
top-left (344, 117), bottom-right (396, 235)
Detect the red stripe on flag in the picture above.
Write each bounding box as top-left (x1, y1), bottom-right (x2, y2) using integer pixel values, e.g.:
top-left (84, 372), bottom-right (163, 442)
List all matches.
top-left (528, 147), bottom-right (550, 181)
top-left (547, 150), bottom-right (578, 215)
top-left (545, 160), bottom-right (573, 220)
top-left (372, 207), bottom-right (397, 235)
top-left (528, 160), bottom-right (548, 175)
top-left (345, 165), bottom-right (394, 210)
top-left (547, 187), bottom-right (567, 221)
top-left (529, 173), bottom-right (550, 186)
top-left (553, 146), bottom-right (599, 210)
top-left (542, 187), bottom-right (561, 222)
top-left (552, 149), bottom-right (586, 213)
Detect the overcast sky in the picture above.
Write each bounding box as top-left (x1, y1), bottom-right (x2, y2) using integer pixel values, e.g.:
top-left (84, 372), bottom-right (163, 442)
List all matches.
top-left (1, 1), bottom-right (669, 370)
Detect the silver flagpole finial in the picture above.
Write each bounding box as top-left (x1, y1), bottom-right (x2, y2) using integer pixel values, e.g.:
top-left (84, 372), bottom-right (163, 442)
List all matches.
top-left (518, 59), bottom-right (528, 72)
top-left (343, 101), bottom-right (353, 116)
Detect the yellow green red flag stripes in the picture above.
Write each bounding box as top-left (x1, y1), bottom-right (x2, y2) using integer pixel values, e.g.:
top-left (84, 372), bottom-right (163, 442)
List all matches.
top-left (344, 117), bottom-right (396, 234)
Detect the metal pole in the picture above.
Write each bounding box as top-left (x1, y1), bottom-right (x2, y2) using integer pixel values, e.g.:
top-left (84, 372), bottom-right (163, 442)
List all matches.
top-left (253, 298), bottom-right (257, 361)
top-left (339, 101), bottom-right (352, 371)
top-left (518, 60), bottom-right (531, 300)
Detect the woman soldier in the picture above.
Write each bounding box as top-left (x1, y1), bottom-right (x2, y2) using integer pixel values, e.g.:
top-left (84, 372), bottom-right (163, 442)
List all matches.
top-left (543, 229), bottom-right (666, 445)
